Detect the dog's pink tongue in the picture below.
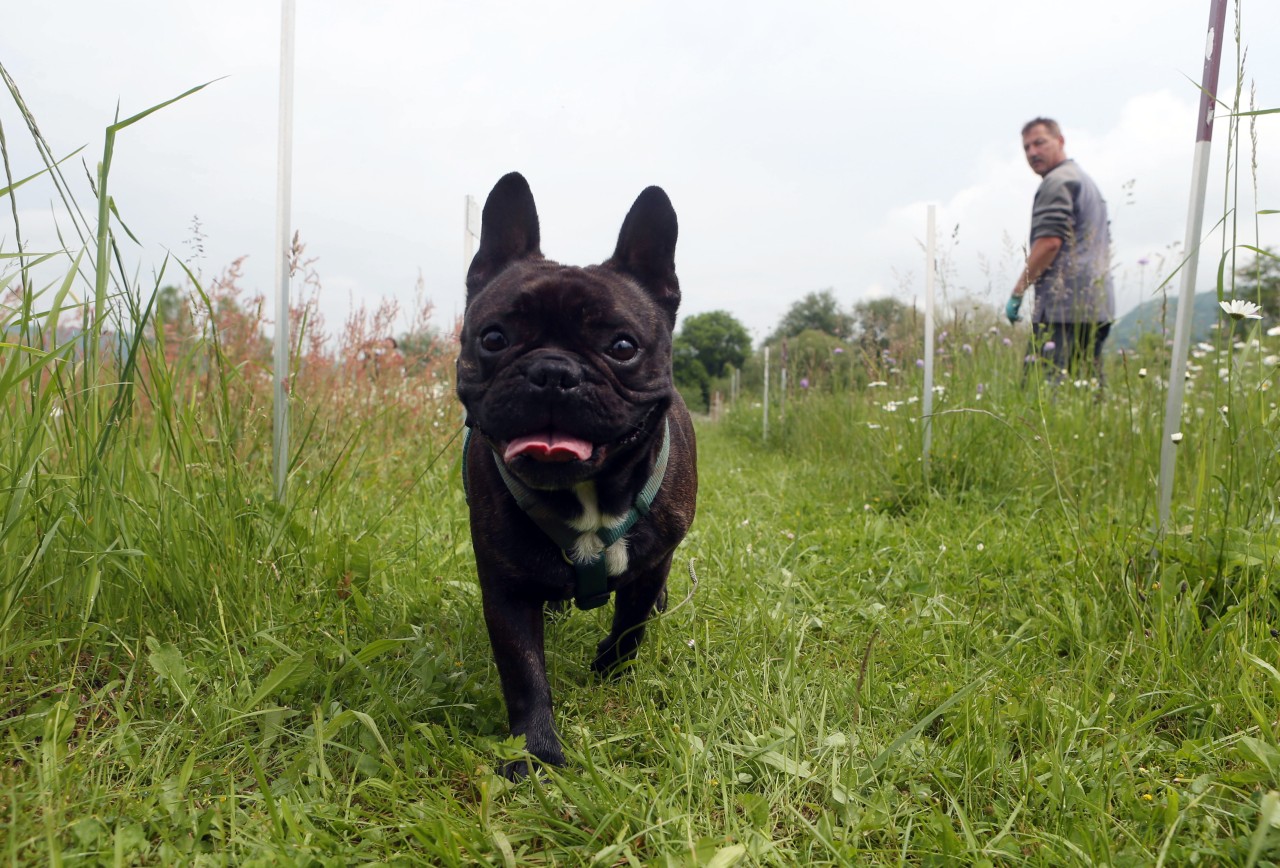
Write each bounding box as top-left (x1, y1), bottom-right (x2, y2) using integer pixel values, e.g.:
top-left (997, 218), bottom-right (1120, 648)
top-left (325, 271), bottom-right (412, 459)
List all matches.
top-left (503, 431), bottom-right (593, 463)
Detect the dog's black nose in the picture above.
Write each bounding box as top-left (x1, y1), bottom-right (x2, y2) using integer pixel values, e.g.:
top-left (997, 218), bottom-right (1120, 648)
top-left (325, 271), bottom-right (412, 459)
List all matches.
top-left (527, 355), bottom-right (582, 392)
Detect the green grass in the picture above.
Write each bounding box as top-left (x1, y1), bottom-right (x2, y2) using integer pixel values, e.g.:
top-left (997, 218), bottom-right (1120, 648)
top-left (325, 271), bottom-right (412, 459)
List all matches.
top-left (4, 61), bottom-right (1280, 866)
top-left (4, 362), bottom-right (1280, 864)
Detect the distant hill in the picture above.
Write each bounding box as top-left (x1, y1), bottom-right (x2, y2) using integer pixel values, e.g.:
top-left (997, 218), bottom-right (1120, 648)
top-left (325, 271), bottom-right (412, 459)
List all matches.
top-left (1110, 291), bottom-right (1222, 348)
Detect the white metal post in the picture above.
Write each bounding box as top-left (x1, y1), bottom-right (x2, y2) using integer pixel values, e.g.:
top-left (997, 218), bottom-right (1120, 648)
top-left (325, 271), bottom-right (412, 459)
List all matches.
top-left (922, 204), bottom-right (936, 479)
top-left (463, 194), bottom-right (480, 280)
top-left (762, 345), bottom-right (770, 443)
top-left (1157, 0), bottom-right (1228, 531)
top-left (272, 0), bottom-right (296, 504)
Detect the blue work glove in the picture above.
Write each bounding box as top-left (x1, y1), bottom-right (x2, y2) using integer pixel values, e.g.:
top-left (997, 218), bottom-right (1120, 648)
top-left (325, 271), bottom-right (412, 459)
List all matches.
top-left (1005, 295), bottom-right (1023, 324)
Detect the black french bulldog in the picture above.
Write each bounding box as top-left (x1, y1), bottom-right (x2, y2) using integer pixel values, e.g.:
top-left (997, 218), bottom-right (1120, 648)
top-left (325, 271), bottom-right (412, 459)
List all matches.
top-left (456, 172), bottom-right (697, 778)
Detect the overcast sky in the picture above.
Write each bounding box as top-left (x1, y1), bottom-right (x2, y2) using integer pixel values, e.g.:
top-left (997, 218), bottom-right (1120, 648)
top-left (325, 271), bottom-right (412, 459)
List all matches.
top-left (3, 1), bottom-right (1278, 342)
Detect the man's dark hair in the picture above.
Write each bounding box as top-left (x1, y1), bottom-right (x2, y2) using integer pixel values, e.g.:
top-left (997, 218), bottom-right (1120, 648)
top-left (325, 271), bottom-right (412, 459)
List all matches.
top-left (1022, 117), bottom-right (1061, 138)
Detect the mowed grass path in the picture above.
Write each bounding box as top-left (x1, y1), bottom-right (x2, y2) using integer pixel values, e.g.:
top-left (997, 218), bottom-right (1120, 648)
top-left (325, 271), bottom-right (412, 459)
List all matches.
top-left (6, 394), bottom-right (1279, 865)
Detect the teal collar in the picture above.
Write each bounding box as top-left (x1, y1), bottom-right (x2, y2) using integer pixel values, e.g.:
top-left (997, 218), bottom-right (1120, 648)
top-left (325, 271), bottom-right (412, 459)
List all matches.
top-left (464, 419), bottom-right (671, 610)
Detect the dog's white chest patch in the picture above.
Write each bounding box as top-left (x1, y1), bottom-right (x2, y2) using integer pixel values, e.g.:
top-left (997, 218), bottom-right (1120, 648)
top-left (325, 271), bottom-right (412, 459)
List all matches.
top-left (567, 483), bottom-right (630, 576)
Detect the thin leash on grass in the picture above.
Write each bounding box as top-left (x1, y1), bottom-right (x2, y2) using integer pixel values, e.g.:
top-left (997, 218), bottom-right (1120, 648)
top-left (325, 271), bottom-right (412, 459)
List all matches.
top-left (658, 557), bottom-right (701, 622)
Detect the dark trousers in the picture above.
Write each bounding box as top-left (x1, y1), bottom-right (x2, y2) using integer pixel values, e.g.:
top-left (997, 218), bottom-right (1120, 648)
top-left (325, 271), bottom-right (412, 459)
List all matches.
top-left (1026, 321), bottom-right (1111, 387)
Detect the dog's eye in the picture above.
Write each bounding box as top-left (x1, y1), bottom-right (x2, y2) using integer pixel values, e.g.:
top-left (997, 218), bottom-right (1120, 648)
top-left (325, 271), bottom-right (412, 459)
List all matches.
top-left (479, 329), bottom-right (508, 353)
top-left (607, 336), bottom-right (638, 362)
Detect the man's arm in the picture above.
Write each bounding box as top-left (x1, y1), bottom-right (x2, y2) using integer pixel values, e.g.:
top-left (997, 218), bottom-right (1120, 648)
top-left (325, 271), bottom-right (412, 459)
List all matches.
top-left (1012, 235), bottom-right (1063, 298)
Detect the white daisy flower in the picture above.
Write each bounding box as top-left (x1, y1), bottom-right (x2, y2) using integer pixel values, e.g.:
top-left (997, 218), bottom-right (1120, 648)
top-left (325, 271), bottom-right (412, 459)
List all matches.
top-left (1220, 299), bottom-right (1263, 320)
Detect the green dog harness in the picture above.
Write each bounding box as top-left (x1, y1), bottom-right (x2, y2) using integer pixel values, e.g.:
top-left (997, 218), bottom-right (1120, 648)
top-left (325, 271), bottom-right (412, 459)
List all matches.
top-left (462, 420), bottom-right (671, 610)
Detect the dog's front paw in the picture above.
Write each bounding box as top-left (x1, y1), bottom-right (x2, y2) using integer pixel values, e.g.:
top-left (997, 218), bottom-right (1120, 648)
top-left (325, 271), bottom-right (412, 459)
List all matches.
top-left (500, 758), bottom-right (534, 781)
top-left (502, 725), bottom-right (566, 780)
top-left (501, 745), bottom-right (566, 781)
top-left (591, 635), bottom-right (639, 679)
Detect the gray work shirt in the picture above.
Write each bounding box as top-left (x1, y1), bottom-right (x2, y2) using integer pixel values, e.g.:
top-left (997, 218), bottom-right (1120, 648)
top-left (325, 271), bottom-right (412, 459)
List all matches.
top-left (1029, 159), bottom-right (1115, 323)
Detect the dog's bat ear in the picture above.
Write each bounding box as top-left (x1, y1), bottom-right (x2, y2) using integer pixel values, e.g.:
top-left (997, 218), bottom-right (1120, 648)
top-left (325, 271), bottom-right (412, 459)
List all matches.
top-left (606, 186), bottom-right (680, 326)
top-left (466, 172), bottom-right (542, 305)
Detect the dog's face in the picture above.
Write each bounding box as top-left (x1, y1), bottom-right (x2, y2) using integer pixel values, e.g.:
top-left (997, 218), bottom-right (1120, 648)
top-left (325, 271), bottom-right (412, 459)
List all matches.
top-left (457, 173), bottom-right (680, 491)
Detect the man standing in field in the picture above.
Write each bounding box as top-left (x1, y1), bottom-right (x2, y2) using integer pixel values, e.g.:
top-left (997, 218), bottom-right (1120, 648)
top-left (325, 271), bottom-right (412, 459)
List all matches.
top-left (1005, 117), bottom-right (1115, 386)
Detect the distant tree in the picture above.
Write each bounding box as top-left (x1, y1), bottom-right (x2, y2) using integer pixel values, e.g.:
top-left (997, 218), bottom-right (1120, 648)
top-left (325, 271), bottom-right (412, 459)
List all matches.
top-left (398, 324), bottom-right (450, 375)
top-left (676, 310), bottom-right (751, 379)
top-left (769, 289), bottom-right (853, 342)
top-left (850, 297), bottom-right (910, 353)
top-left (155, 285), bottom-right (187, 326)
top-left (672, 334), bottom-right (711, 411)
top-left (775, 328), bottom-right (861, 392)
top-left (151, 284), bottom-right (196, 362)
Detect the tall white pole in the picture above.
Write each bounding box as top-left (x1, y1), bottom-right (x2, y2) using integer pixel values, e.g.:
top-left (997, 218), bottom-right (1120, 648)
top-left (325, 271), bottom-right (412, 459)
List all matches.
top-left (463, 194), bottom-right (479, 279)
top-left (762, 345), bottom-right (770, 443)
top-left (1157, 0), bottom-right (1228, 531)
top-left (922, 204), bottom-right (936, 480)
top-left (272, 0), bottom-right (296, 504)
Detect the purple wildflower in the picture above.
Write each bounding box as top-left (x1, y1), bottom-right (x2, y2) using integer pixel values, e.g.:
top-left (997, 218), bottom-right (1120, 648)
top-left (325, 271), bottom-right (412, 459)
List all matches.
top-left (962, 343), bottom-right (973, 354)
top-left (1043, 341), bottom-right (1056, 352)
top-left (799, 377), bottom-right (810, 389)
top-left (916, 359), bottom-right (925, 368)
top-left (1002, 337), bottom-right (1013, 347)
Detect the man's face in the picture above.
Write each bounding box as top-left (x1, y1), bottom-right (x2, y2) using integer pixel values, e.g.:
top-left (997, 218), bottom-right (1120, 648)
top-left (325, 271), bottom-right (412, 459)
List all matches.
top-left (1023, 125), bottom-right (1066, 176)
